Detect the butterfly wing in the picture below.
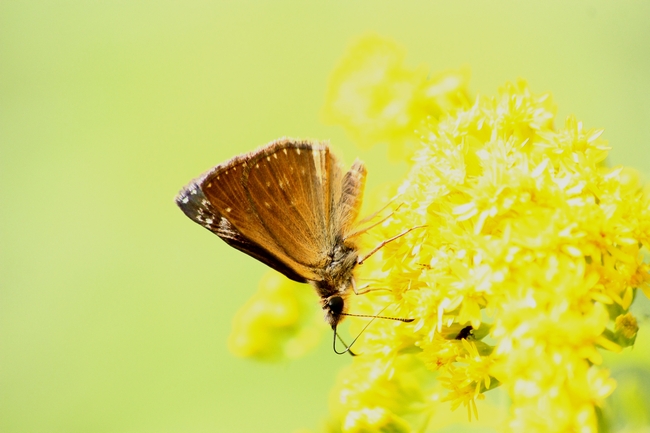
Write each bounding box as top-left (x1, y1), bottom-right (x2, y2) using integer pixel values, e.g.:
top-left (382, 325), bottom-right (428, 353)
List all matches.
top-left (242, 138), bottom-right (340, 269)
top-left (175, 140), bottom-right (323, 282)
top-left (337, 159), bottom-right (366, 235)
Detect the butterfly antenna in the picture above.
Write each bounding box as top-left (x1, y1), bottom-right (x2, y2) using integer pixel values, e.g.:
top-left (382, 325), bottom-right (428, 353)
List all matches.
top-left (340, 312), bottom-right (414, 322)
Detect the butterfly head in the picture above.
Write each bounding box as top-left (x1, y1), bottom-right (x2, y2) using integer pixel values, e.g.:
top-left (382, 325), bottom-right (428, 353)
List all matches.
top-left (323, 294), bottom-right (347, 329)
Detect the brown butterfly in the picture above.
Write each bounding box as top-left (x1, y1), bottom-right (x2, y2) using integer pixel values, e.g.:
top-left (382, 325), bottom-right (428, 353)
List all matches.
top-left (175, 137), bottom-right (411, 353)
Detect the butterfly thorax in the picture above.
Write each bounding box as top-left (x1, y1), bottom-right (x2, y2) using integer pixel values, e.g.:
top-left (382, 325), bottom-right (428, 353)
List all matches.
top-left (311, 240), bottom-right (358, 328)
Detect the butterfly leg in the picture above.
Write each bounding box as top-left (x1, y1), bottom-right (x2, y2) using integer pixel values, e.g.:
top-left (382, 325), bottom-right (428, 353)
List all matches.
top-left (351, 278), bottom-right (392, 296)
top-left (357, 225), bottom-right (426, 265)
top-left (356, 200), bottom-right (401, 226)
top-left (345, 203), bottom-right (405, 240)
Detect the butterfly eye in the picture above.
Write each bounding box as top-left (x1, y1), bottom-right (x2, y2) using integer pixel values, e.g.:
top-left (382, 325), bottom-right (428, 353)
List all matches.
top-left (327, 296), bottom-right (344, 315)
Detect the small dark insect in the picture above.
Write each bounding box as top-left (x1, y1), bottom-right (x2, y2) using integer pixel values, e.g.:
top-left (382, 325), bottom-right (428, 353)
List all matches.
top-left (455, 325), bottom-right (474, 340)
top-left (176, 138), bottom-right (414, 354)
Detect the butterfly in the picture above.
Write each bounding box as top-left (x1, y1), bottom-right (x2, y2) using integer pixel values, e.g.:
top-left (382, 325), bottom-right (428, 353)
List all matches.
top-left (176, 137), bottom-right (412, 353)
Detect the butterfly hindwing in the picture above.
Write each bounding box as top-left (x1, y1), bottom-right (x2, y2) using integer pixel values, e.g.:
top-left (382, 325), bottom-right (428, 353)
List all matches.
top-left (338, 159), bottom-right (366, 236)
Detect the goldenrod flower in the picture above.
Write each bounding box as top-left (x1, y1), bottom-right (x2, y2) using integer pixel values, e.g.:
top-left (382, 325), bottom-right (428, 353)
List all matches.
top-left (332, 78), bottom-right (649, 432)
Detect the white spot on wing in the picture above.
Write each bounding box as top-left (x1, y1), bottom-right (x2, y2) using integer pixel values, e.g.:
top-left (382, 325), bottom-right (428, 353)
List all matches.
top-left (312, 149), bottom-right (323, 184)
top-left (218, 217), bottom-right (231, 231)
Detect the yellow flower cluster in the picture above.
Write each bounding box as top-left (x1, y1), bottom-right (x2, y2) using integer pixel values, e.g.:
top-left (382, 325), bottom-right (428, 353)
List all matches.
top-left (333, 77), bottom-right (650, 432)
top-left (230, 35), bottom-right (650, 433)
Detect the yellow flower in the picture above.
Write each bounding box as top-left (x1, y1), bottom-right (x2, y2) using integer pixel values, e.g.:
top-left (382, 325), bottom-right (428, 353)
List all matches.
top-left (342, 407), bottom-right (410, 433)
top-left (228, 271), bottom-right (326, 361)
top-left (328, 78), bottom-right (650, 432)
top-left (328, 354), bottom-right (435, 433)
top-left (322, 34), bottom-right (470, 160)
top-left (614, 312), bottom-right (639, 344)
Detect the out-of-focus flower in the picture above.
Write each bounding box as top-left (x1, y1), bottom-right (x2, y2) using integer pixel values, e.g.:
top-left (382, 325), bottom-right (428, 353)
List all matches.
top-left (228, 271), bottom-right (325, 361)
top-left (322, 34), bottom-right (471, 161)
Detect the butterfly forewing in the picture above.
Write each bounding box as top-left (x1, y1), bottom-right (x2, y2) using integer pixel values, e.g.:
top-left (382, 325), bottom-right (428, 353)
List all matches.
top-left (177, 142), bottom-right (321, 282)
top-left (243, 140), bottom-right (337, 269)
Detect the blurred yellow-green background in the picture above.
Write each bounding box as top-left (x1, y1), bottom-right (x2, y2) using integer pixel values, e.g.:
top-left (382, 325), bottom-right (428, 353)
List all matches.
top-left (2, 2), bottom-right (650, 432)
